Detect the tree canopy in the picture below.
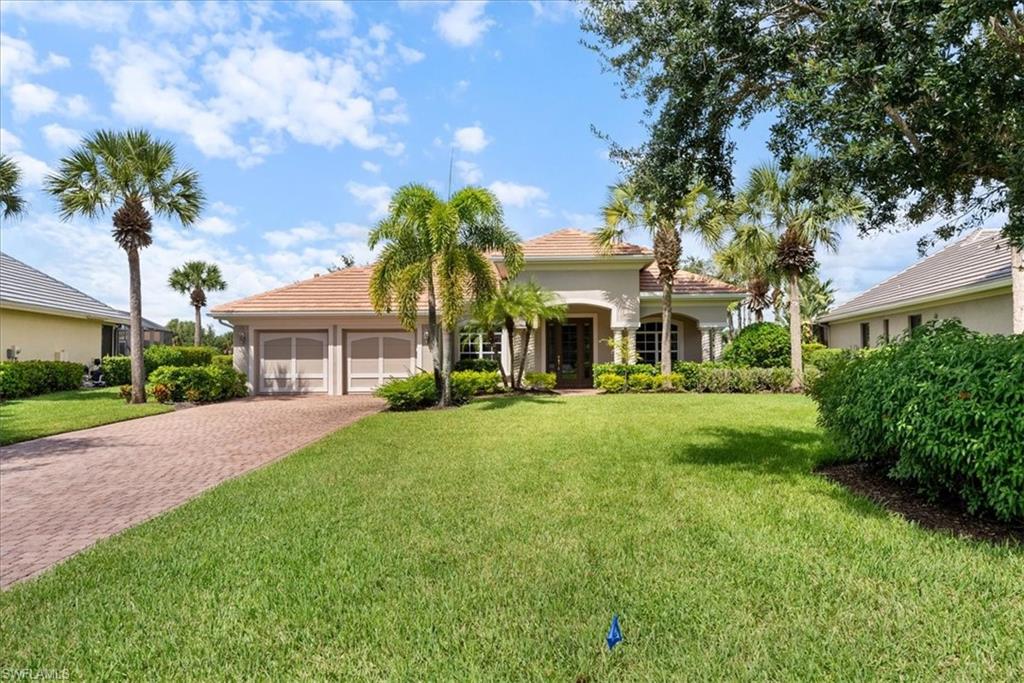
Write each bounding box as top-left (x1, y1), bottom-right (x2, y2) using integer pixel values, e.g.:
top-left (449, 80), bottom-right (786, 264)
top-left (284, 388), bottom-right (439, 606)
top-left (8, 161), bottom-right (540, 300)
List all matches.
top-left (582, 1), bottom-right (1024, 248)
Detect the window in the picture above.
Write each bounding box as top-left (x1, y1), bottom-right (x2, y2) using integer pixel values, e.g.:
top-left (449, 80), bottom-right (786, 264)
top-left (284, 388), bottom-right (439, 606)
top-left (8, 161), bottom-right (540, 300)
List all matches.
top-left (860, 322), bottom-right (871, 348)
top-left (908, 314), bottom-right (922, 331)
top-left (882, 319), bottom-right (890, 343)
top-left (635, 322), bottom-right (679, 365)
top-left (458, 332), bottom-right (502, 361)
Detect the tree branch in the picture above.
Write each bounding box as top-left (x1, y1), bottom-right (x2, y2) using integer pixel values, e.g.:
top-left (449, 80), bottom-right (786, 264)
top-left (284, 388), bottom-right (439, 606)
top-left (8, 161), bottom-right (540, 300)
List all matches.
top-left (884, 105), bottom-right (924, 155)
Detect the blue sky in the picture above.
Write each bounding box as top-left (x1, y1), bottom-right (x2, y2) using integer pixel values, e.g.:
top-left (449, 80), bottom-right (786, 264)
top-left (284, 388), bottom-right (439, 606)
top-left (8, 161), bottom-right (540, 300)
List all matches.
top-left (0, 0), bottom-right (942, 326)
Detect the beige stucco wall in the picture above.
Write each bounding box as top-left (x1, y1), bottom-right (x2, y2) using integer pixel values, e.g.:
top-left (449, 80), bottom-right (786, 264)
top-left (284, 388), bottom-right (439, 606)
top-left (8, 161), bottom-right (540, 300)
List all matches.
top-left (0, 307), bottom-right (103, 365)
top-left (514, 267), bottom-right (641, 327)
top-left (827, 290), bottom-right (1013, 349)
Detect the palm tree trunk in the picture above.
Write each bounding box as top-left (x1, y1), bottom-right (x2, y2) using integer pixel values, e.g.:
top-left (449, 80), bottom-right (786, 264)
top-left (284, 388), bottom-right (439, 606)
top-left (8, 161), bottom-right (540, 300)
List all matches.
top-left (788, 271), bottom-right (803, 391)
top-left (440, 326), bottom-right (453, 406)
top-left (755, 307), bottom-right (764, 323)
top-left (516, 325), bottom-right (532, 389)
top-left (127, 247), bottom-right (146, 404)
top-left (193, 304), bottom-right (202, 346)
top-left (426, 271), bottom-right (442, 398)
top-left (492, 328), bottom-right (510, 388)
top-left (660, 277), bottom-right (674, 378)
top-left (1013, 245), bottom-right (1023, 334)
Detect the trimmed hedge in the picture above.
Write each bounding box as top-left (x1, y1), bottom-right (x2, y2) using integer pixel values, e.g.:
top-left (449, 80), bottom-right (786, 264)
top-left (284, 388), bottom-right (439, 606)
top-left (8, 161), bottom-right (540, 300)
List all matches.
top-left (454, 358), bottom-right (500, 372)
top-left (594, 362), bottom-right (795, 393)
top-left (524, 372), bottom-right (556, 391)
top-left (212, 354), bottom-right (234, 368)
top-left (591, 363), bottom-right (657, 390)
top-left (103, 345), bottom-right (218, 384)
top-left (809, 320), bottom-right (1024, 522)
top-left (805, 347), bottom-right (852, 374)
top-left (147, 364), bottom-right (248, 403)
top-left (374, 371), bottom-right (502, 411)
top-left (720, 322), bottom-right (790, 368)
top-left (0, 361), bottom-right (83, 399)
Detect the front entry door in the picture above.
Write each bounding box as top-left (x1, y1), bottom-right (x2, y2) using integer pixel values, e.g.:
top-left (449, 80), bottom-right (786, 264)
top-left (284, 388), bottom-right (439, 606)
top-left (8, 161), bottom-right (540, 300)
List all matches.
top-left (545, 318), bottom-right (593, 388)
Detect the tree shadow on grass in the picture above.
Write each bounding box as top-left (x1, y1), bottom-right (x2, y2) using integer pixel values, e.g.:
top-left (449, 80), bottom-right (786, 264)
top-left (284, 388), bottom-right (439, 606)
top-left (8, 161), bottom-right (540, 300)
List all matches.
top-left (0, 389), bottom-right (121, 407)
top-left (474, 395), bottom-right (566, 410)
top-left (669, 425), bottom-right (829, 477)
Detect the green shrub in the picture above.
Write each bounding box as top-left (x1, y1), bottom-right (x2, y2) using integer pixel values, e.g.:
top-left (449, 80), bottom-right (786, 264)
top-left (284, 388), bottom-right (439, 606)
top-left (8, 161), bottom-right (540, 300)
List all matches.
top-left (671, 361), bottom-right (794, 393)
top-left (150, 383), bottom-right (173, 404)
top-left (147, 364), bottom-right (248, 403)
top-left (591, 363), bottom-right (656, 389)
top-left (802, 342), bottom-right (827, 356)
top-left (805, 347), bottom-right (852, 374)
top-left (212, 354), bottom-right (234, 368)
top-left (103, 345), bottom-right (217, 385)
top-left (524, 372), bottom-right (556, 391)
top-left (809, 320), bottom-right (1024, 522)
top-left (454, 358), bottom-right (500, 372)
top-left (651, 373), bottom-right (684, 392)
top-left (596, 372), bottom-right (626, 393)
top-left (671, 361), bottom-right (701, 390)
top-left (451, 370), bottom-right (502, 396)
top-left (720, 323), bottom-right (790, 367)
top-left (628, 373), bottom-right (657, 392)
top-left (375, 373), bottom-right (438, 411)
top-left (119, 384), bottom-right (132, 402)
top-left (0, 360), bottom-right (84, 399)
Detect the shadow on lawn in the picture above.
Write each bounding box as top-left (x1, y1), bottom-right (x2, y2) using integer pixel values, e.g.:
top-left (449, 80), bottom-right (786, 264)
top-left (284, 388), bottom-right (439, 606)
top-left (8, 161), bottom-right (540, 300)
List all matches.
top-left (669, 425), bottom-right (829, 478)
top-left (474, 394), bottom-right (566, 410)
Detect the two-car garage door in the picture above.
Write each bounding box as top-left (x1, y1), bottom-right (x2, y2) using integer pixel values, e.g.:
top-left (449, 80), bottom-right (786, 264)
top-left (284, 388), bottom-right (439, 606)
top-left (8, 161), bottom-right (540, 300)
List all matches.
top-left (258, 330), bottom-right (416, 394)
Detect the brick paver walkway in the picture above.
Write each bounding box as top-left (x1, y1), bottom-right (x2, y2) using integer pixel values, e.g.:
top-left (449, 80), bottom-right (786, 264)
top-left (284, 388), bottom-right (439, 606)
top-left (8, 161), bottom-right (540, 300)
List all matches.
top-left (0, 395), bottom-right (382, 588)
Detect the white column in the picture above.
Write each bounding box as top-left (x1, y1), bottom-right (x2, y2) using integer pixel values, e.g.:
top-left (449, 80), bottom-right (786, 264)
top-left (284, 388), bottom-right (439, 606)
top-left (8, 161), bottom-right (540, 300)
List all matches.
top-left (626, 327), bottom-right (638, 365)
top-left (612, 328), bottom-right (623, 364)
top-left (712, 328), bottom-right (723, 361)
top-left (700, 326), bottom-right (712, 363)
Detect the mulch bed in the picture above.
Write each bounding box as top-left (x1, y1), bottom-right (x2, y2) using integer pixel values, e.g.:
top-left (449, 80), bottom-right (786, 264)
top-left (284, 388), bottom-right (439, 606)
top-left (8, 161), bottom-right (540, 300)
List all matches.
top-left (817, 461), bottom-right (1024, 545)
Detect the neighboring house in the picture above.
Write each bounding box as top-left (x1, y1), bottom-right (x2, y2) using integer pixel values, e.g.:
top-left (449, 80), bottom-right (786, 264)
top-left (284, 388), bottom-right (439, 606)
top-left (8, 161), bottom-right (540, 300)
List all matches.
top-left (212, 228), bottom-right (745, 394)
top-left (0, 251), bottom-right (130, 365)
top-left (112, 312), bottom-right (173, 348)
top-left (820, 229), bottom-right (1014, 348)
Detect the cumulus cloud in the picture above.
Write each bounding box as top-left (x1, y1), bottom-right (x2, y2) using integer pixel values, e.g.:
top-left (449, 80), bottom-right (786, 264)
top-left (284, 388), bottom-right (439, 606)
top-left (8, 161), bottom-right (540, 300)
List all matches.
top-left (263, 222), bottom-right (332, 249)
top-left (0, 1), bottom-right (133, 31)
top-left (395, 43), bottom-right (425, 64)
top-left (435, 1), bottom-right (494, 47)
top-left (0, 33), bottom-right (69, 87)
top-left (10, 83), bottom-right (59, 117)
top-left (361, 161), bottom-right (382, 174)
top-left (347, 182), bottom-right (393, 219)
top-left (0, 127), bottom-right (52, 187)
top-left (210, 200), bottom-right (238, 215)
top-left (455, 160), bottom-right (482, 184)
top-left (488, 181), bottom-right (547, 208)
top-left (40, 123), bottom-right (82, 150)
top-left (195, 216), bottom-right (236, 236)
top-left (452, 125), bottom-right (489, 153)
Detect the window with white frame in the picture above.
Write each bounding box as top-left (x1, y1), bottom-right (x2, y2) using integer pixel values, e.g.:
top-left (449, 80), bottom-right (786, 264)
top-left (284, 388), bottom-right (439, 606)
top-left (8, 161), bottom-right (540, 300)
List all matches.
top-left (458, 332), bottom-right (502, 362)
top-left (635, 321), bottom-right (678, 365)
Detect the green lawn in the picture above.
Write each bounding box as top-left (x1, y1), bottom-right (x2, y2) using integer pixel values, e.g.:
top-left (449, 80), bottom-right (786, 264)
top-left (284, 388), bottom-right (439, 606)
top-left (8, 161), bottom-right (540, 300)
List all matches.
top-left (1, 395), bottom-right (1021, 680)
top-left (0, 387), bottom-right (172, 446)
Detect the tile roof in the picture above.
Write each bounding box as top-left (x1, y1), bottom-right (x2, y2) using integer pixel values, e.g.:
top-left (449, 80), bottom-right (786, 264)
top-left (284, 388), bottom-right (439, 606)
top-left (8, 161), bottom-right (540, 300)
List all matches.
top-left (517, 228), bottom-right (652, 258)
top-left (820, 229), bottom-right (1013, 322)
top-left (211, 266), bottom-right (419, 314)
top-left (639, 263), bottom-right (745, 295)
top-left (0, 251), bottom-right (129, 323)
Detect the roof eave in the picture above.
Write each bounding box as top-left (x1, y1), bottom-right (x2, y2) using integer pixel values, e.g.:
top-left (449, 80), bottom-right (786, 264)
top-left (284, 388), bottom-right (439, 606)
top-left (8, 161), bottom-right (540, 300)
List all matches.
top-left (638, 292), bottom-right (745, 301)
top-left (819, 277), bottom-right (1012, 323)
top-left (0, 298), bottom-right (130, 324)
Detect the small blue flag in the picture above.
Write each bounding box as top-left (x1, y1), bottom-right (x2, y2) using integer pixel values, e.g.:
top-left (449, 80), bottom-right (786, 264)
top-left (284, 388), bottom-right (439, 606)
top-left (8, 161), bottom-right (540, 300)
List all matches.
top-left (606, 614), bottom-right (622, 650)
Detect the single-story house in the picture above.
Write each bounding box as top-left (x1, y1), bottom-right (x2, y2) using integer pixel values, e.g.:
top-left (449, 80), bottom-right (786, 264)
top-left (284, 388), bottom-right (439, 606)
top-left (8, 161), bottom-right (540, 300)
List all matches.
top-left (820, 229), bottom-right (1015, 348)
top-left (211, 228), bottom-right (746, 394)
top-left (113, 312), bottom-right (173, 347)
top-left (0, 251), bottom-right (130, 364)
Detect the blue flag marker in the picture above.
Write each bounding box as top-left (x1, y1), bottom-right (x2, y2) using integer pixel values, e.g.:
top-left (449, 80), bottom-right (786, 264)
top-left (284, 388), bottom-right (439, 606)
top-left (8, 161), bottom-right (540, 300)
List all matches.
top-left (607, 614), bottom-right (622, 650)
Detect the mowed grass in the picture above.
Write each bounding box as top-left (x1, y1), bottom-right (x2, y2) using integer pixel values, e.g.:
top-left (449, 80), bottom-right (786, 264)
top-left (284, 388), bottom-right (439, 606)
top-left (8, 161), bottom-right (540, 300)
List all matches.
top-left (0, 387), bottom-right (172, 446)
top-left (1, 394), bottom-right (1021, 680)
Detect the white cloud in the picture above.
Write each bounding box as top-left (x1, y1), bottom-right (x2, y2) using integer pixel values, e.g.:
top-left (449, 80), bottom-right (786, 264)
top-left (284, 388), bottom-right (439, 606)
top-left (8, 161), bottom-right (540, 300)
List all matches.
top-left (0, 127), bottom-right (51, 187)
top-left (40, 123), bottom-right (82, 150)
top-left (263, 222), bottom-right (332, 249)
top-left (346, 182), bottom-right (392, 219)
top-left (368, 23), bottom-right (392, 42)
top-left (435, 1), bottom-right (494, 47)
top-left (561, 211), bottom-right (601, 229)
top-left (528, 0), bottom-right (578, 22)
top-left (488, 181), bottom-right (548, 208)
top-left (10, 83), bottom-right (59, 117)
top-left (335, 221), bottom-right (370, 239)
top-left (0, 1), bottom-right (133, 31)
top-left (452, 125), bottom-right (489, 153)
top-left (361, 161), bottom-right (382, 174)
top-left (396, 43), bottom-right (425, 64)
top-left (300, 0), bottom-right (356, 40)
top-left (0, 33), bottom-right (70, 87)
top-left (195, 216), bottom-right (236, 236)
top-left (210, 200), bottom-right (238, 215)
top-left (146, 1), bottom-right (197, 33)
top-left (455, 159), bottom-right (482, 184)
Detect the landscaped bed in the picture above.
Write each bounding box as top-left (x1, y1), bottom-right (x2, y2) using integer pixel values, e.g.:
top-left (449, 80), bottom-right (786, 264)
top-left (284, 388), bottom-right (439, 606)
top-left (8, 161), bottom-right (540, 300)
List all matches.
top-left (0, 387), bottom-right (172, 446)
top-left (0, 394), bottom-right (1020, 679)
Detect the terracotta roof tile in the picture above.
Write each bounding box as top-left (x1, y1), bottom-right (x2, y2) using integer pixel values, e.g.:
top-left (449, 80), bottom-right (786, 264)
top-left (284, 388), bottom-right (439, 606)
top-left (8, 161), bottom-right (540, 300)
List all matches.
top-left (639, 263), bottom-right (745, 295)
top-left (517, 228), bottom-right (651, 258)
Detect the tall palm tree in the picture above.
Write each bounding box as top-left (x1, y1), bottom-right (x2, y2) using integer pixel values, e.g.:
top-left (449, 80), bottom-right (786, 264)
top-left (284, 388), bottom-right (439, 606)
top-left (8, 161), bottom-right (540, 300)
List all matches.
top-left (168, 261), bottom-right (227, 346)
top-left (742, 160), bottom-right (864, 389)
top-left (0, 155), bottom-right (26, 219)
top-left (715, 218), bottom-right (780, 324)
top-left (369, 184), bottom-right (523, 406)
top-left (513, 281), bottom-right (567, 389)
top-left (45, 130), bottom-right (204, 403)
top-left (598, 180), bottom-right (723, 375)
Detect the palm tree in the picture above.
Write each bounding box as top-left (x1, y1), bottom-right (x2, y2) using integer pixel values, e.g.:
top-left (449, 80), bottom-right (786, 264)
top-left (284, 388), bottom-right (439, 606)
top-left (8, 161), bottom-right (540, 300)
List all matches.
top-left (715, 219), bottom-right (780, 325)
top-left (168, 261), bottom-right (227, 346)
top-left (598, 180), bottom-right (723, 375)
top-left (513, 280), bottom-right (567, 389)
top-left (742, 160), bottom-right (864, 389)
top-left (45, 130), bottom-right (204, 403)
top-left (0, 155), bottom-right (26, 219)
top-left (369, 184), bottom-right (523, 406)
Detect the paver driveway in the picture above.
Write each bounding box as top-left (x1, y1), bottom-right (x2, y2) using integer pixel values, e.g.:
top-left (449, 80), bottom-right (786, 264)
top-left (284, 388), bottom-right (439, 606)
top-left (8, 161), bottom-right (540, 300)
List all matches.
top-left (0, 395), bottom-right (382, 588)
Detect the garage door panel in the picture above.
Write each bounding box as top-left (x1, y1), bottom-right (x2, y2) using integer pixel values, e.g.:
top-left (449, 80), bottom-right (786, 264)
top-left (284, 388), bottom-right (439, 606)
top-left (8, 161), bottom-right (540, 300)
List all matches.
top-left (259, 332), bottom-right (328, 394)
top-left (349, 337), bottom-right (379, 375)
top-left (382, 335), bottom-right (413, 375)
top-left (347, 332), bottom-right (414, 392)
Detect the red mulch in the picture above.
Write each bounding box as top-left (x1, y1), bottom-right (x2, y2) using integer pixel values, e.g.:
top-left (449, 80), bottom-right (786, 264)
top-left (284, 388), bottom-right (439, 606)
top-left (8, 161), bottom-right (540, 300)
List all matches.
top-left (817, 461), bottom-right (1024, 545)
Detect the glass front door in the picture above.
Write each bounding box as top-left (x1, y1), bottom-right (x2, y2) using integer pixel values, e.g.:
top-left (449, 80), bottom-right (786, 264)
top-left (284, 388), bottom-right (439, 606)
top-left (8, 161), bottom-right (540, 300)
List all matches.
top-left (545, 319), bottom-right (593, 388)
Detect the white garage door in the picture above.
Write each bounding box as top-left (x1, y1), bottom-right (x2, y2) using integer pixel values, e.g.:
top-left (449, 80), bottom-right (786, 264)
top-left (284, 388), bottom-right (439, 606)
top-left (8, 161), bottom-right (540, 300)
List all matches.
top-left (347, 331), bottom-right (415, 392)
top-left (260, 332), bottom-right (328, 393)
